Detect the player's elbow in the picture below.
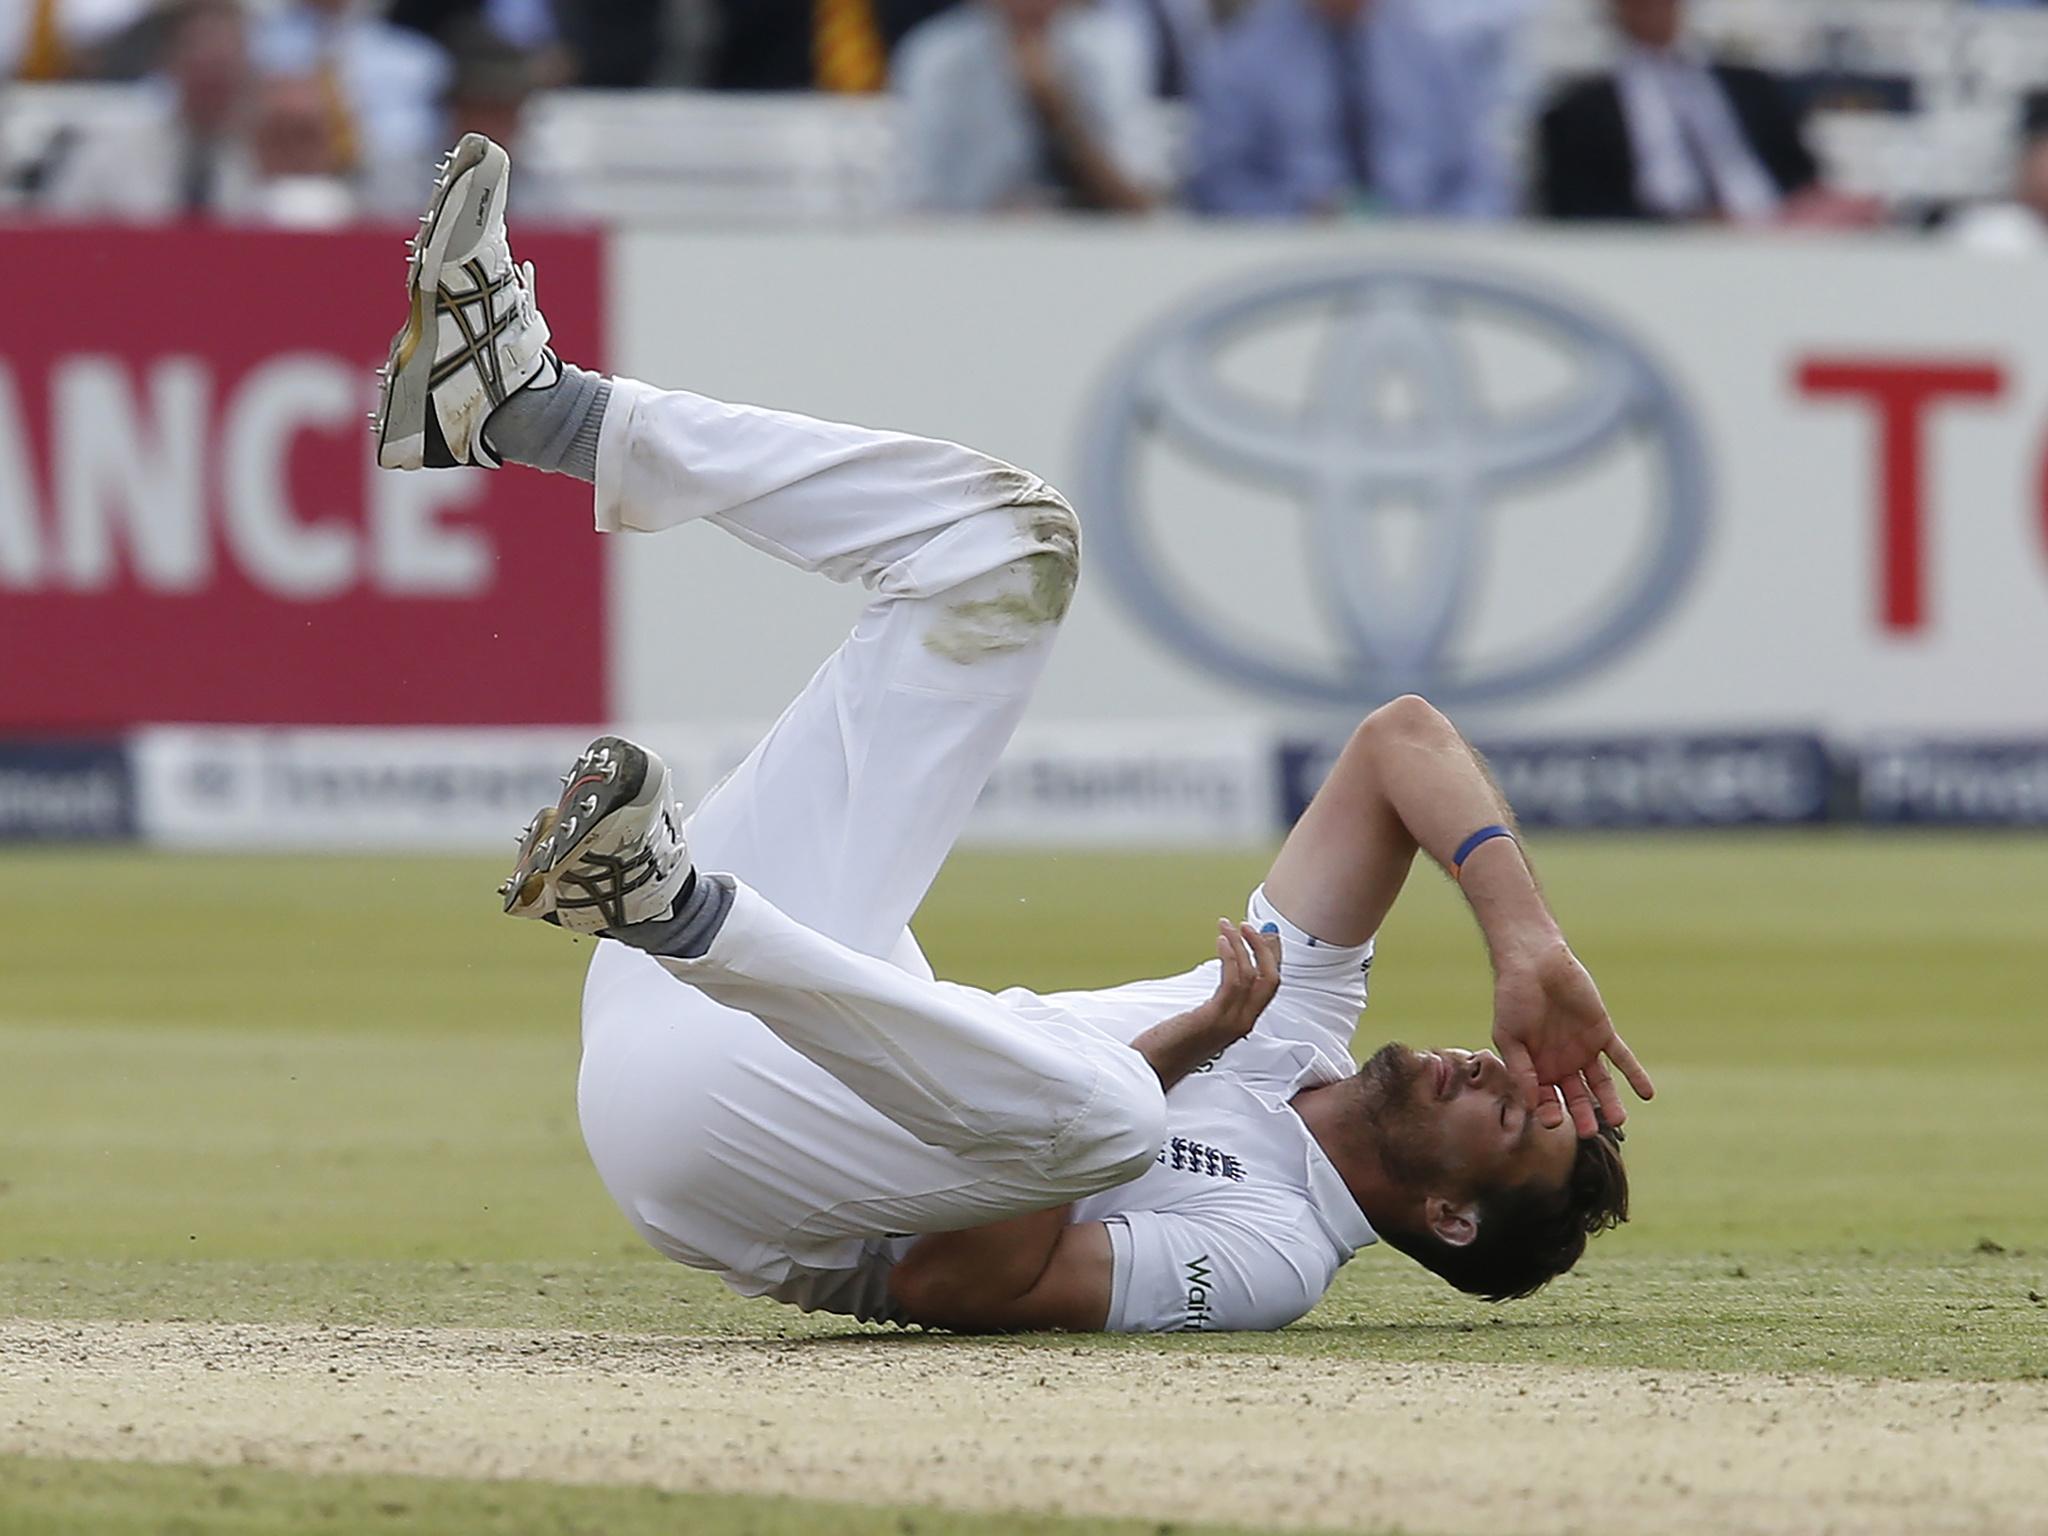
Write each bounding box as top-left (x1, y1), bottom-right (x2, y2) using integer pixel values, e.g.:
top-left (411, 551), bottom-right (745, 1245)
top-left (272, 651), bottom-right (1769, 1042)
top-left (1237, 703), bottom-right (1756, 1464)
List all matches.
top-left (1357, 693), bottom-right (1451, 756)
top-left (885, 1253), bottom-right (949, 1320)
top-left (886, 1250), bottom-right (1020, 1330)
top-left (1365, 693), bottom-right (1445, 739)
top-left (1066, 1068), bottom-right (1168, 1190)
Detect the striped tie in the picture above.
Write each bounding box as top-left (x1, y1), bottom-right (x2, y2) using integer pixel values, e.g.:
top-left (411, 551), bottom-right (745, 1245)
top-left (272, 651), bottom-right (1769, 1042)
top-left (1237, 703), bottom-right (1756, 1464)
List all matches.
top-left (814, 0), bottom-right (887, 94)
top-left (19, 0), bottom-right (73, 81)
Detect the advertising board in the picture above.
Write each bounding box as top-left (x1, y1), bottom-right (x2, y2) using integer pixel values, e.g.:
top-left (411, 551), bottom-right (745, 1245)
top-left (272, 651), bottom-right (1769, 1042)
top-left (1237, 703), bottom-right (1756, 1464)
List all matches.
top-left (0, 226), bottom-right (607, 730)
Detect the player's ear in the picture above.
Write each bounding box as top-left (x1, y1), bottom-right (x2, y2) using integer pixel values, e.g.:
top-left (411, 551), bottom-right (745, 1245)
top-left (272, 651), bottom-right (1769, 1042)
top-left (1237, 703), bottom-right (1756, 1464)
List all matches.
top-left (1424, 1195), bottom-right (1478, 1248)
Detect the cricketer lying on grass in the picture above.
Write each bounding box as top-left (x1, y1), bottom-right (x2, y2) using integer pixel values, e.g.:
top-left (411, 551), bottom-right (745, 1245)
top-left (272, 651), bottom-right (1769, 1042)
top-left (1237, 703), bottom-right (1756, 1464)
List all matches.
top-left (372, 134), bottom-right (1656, 1334)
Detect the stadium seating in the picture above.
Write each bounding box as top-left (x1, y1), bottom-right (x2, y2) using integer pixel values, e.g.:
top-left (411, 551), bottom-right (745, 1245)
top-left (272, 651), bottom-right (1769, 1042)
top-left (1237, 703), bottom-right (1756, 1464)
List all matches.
top-left (520, 90), bottom-right (903, 224)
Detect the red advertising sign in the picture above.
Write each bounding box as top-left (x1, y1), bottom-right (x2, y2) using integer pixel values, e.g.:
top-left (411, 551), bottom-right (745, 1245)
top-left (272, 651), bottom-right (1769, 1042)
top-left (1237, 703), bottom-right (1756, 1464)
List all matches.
top-left (0, 225), bottom-right (606, 729)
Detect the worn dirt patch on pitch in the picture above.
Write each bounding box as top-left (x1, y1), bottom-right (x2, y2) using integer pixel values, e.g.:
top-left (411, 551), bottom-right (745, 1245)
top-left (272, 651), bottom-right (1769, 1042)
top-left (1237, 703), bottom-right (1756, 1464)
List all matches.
top-left (3, 1320), bottom-right (2044, 1535)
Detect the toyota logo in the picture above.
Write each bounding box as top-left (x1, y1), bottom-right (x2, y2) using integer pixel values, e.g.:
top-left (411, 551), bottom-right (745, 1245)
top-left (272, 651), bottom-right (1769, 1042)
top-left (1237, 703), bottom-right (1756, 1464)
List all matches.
top-left (1077, 263), bottom-right (1710, 708)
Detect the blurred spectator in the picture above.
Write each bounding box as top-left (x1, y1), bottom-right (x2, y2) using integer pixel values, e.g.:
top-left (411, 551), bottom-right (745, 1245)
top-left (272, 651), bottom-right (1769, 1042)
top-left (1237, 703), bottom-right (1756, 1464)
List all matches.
top-left (388, 0), bottom-right (559, 53)
top-left (251, 0), bottom-right (450, 203)
top-left (550, 0), bottom-right (665, 86)
top-left (442, 14), bottom-right (534, 148)
top-left (1104, 0), bottom-right (1214, 98)
top-left (45, 0), bottom-right (259, 219)
top-left (1188, 0), bottom-right (1512, 219)
top-left (1536, 0), bottom-right (1851, 224)
top-left (1947, 103), bottom-right (2048, 254)
top-left (897, 0), bottom-right (1160, 213)
top-left (710, 0), bottom-right (957, 92)
top-left (2, 0), bottom-right (149, 79)
top-left (245, 72), bottom-right (357, 225)
top-left (441, 14), bottom-right (571, 217)
top-left (1430, 0), bottom-right (1542, 175)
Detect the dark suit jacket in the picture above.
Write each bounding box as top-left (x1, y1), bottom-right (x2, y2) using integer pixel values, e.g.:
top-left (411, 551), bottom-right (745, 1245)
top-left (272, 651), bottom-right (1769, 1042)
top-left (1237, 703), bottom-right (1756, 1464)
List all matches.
top-left (710, 0), bottom-right (962, 90)
top-left (1537, 63), bottom-right (1820, 221)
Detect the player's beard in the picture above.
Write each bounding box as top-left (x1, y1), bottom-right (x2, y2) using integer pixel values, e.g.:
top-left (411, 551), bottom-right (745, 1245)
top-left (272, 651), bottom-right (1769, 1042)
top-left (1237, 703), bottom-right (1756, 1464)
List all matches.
top-left (1357, 1042), bottom-right (1446, 1191)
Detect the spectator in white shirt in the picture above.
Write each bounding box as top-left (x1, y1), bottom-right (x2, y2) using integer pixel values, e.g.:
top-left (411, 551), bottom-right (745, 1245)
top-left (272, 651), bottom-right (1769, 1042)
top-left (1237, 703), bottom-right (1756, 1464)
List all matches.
top-left (897, 0), bottom-right (1164, 213)
top-left (1947, 108), bottom-right (2048, 254)
top-left (1104, 0), bottom-right (1214, 98)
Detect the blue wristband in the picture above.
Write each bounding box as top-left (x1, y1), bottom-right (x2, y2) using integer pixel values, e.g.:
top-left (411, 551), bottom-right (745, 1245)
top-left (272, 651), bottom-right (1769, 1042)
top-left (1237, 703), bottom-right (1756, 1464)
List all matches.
top-left (1452, 824), bottom-right (1517, 878)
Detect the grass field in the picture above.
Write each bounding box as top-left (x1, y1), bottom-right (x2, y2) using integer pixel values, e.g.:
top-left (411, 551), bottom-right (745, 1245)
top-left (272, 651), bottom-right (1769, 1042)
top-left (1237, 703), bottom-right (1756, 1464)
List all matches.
top-left (3, 837), bottom-right (2046, 1534)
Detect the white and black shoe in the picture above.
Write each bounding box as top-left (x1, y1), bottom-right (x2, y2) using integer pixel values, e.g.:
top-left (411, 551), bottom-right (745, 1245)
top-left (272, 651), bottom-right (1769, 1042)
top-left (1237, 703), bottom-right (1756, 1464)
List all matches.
top-left (373, 131), bottom-right (553, 471)
top-left (498, 737), bottom-right (691, 935)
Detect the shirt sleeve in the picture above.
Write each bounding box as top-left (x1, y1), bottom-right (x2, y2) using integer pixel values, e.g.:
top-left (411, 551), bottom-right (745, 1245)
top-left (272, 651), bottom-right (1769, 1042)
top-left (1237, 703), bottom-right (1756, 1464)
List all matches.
top-left (1101, 1209), bottom-right (1333, 1333)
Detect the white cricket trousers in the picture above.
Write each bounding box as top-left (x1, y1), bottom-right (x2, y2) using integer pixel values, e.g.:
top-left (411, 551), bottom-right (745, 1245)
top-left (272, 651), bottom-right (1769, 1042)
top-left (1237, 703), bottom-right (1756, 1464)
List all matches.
top-left (575, 379), bottom-right (1167, 1315)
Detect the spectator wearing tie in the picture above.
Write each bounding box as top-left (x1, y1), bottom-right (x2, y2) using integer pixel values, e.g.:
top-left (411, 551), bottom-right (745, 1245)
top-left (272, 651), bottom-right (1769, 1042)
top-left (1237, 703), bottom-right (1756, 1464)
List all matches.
top-left (1537, 0), bottom-right (1830, 223)
top-left (897, 0), bottom-right (1162, 213)
top-left (46, 0), bottom-right (260, 220)
top-left (1188, 0), bottom-right (1511, 219)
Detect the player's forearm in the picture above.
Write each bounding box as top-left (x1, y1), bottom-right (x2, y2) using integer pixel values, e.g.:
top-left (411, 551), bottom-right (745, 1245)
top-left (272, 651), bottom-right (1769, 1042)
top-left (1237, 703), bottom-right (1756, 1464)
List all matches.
top-left (1129, 920), bottom-right (1280, 1089)
top-left (1130, 1018), bottom-right (1221, 1090)
top-left (1366, 698), bottom-right (1563, 964)
top-left (1030, 89), bottom-right (1155, 213)
top-left (888, 1205), bottom-right (1070, 1325)
top-left (891, 1215), bottom-right (1115, 1333)
top-left (1263, 695), bottom-right (1555, 953)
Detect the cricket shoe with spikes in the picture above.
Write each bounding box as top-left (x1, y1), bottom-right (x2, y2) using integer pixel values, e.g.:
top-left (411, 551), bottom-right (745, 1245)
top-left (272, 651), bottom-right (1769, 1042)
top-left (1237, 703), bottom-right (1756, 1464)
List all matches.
top-left (498, 737), bottom-right (692, 936)
top-left (372, 131), bottom-right (552, 471)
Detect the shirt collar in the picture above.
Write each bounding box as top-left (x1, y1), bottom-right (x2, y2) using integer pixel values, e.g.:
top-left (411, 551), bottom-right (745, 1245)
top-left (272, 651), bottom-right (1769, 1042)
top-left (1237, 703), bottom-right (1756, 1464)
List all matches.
top-left (1281, 1048), bottom-right (1379, 1254)
top-left (1304, 1134), bottom-right (1377, 1253)
top-left (1623, 38), bottom-right (1709, 71)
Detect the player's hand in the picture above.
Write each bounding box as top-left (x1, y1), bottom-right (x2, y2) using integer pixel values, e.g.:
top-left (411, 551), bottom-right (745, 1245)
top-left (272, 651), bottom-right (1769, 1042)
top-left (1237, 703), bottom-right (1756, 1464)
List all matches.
top-left (1490, 940), bottom-right (1653, 1137)
top-left (1131, 922), bottom-right (1281, 1089)
top-left (1008, 24), bottom-right (1060, 103)
top-left (1194, 919), bottom-right (1283, 1048)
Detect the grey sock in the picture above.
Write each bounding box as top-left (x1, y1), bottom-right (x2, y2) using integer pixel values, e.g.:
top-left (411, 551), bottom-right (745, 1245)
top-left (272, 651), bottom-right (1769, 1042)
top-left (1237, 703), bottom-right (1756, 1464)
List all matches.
top-left (483, 360), bottom-right (611, 482)
top-left (606, 872), bottom-right (736, 961)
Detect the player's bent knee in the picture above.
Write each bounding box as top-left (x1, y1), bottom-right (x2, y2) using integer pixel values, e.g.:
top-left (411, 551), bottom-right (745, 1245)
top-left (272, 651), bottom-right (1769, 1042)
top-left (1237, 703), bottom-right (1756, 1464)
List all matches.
top-left (1013, 493), bottom-right (1081, 616)
top-left (1058, 1065), bottom-right (1167, 1191)
top-left (924, 499), bottom-right (1081, 664)
top-left (1027, 492), bottom-right (1081, 566)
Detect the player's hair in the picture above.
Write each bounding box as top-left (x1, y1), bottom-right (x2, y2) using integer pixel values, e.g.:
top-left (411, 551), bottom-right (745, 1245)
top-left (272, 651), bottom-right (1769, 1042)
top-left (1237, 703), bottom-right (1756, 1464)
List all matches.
top-left (1380, 1119), bottom-right (1630, 1303)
